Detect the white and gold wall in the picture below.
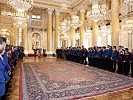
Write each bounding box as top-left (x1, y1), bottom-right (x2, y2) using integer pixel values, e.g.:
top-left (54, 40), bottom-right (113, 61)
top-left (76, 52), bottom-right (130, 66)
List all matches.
top-left (0, 0), bottom-right (132, 55)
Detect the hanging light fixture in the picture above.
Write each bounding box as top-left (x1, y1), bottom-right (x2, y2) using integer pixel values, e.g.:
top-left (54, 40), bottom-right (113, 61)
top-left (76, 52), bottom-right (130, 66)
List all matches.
top-left (63, 33), bottom-right (68, 40)
top-left (60, 19), bottom-right (70, 33)
top-left (100, 25), bottom-right (111, 36)
top-left (122, 16), bottom-right (133, 32)
top-left (6, 0), bottom-right (34, 11)
top-left (124, 0), bottom-right (133, 5)
top-left (75, 32), bottom-right (80, 40)
top-left (13, 9), bottom-right (28, 28)
top-left (6, 0), bottom-right (33, 28)
top-left (87, 0), bottom-right (107, 22)
top-left (71, 15), bottom-right (82, 29)
top-left (85, 27), bottom-right (92, 38)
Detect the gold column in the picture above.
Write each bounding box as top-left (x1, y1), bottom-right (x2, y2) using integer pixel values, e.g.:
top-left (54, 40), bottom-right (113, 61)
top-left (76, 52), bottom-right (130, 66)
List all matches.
top-left (70, 27), bottom-right (75, 47)
top-left (54, 11), bottom-right (60, 52)
top-left (79, 9), bottom-right (85, 46)
top-left (10, 34), bottom-right (14, 45)
top-left (22, 27), bottom-right (28, 54)
top-left (13, 25), bottom-right (18, 46)
top-left (111, 0), bottom-right (120, 47)
top-left (92, 21), bottom-right (98, 46)
top-left (47, 9), bottom-right (53, 54)
top-left (62, 40), bottom-right (65, 48)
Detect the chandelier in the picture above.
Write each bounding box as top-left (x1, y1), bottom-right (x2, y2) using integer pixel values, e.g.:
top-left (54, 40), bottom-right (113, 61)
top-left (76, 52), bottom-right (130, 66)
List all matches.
top-left (87, 1), bottom-right (107, 22)
top-left (0, 29), bottom-right (10, 36)
top-left (13, 10), bottom-right (28, 28)
top-left (85, 27), bottom-right (92, 38)
top-left (75, 32), bottom-right (80, 40)
top-left (6, 0), bottom-right (34, 11)
top-left (60, 33), bottom-right (68, 40)
top-left (6, 0), bottom-right (33, 28)
top-left (100, 25), bottom-right (111, 36)
top-left (71, 15), bottom-right (82, 29)
top-left (60, 19), bottom-right (70, 33)
top-left (63, 33), bottom-right (68, 40)
top-left (124, 0), bottom-right (133, 5)
top-left (122, 16), bottom-right (133, 32)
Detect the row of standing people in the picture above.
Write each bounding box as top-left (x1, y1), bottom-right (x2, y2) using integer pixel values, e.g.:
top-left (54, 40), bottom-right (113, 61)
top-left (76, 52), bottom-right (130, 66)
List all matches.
top-left (0, 37), bottom-right (24, 99)
top-left (56, 45), bottom-right (133, 77)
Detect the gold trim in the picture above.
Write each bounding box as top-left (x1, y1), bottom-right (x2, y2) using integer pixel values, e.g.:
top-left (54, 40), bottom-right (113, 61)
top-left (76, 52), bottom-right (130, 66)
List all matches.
top-left (71, 0), bottom-right (85, 9)
top-left (34, 1), bottom-right (59, 8)
top-left (34, 0), bottom-right (86, 10)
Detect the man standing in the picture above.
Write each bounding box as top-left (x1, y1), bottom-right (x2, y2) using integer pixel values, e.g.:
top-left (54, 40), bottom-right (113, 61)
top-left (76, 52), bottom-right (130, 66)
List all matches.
top-left (117, 47), bottom-right (124, 74)
top-left (111, 46), bottom-right (118, 72)
top-left (123, 48), bottom-right (131, 75)
top-left (131, 49), bottom-right (133, 77)
top-left (0, 37), bottom-right (10, 99)
top-left (33, 45), bottom-right (37, 58)
top-left (1, 37), bottom-right (11, 75)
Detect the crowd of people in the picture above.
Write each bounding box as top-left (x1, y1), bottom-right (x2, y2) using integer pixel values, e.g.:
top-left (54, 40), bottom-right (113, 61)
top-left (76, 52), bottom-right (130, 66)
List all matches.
top-left (56, 45), bottom-right (133, 77)
top-left (0, 37), bottom-right (24, 99)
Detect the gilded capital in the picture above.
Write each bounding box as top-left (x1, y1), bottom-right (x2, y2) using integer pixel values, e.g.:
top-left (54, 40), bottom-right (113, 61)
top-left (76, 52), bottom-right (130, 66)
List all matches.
top-left (48, 8), bottom-right (53, 14)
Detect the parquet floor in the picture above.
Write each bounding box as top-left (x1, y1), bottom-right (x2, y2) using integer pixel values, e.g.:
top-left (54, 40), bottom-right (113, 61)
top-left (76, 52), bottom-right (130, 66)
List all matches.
top-left (8, 57), bottom-right (133, 100)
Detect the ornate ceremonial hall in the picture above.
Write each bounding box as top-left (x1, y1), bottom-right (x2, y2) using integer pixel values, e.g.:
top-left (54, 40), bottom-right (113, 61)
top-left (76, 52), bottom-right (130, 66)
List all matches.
top-left (0, 0), bottom-right (133, 100)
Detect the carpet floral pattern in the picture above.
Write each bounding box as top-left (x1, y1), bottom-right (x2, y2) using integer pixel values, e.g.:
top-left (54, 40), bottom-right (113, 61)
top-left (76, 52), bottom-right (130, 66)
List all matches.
top-left (20, 61), bottom-right (133, 100)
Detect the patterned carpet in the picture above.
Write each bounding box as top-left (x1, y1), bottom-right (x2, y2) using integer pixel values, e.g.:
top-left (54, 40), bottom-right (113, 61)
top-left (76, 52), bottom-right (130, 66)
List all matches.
top-left (20, 61), bottom-right (133, 100)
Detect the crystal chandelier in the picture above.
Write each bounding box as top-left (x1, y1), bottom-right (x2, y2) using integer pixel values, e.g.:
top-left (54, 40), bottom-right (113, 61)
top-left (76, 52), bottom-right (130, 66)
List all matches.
top-left (87, 1), bottom-right (107, 22)
top-left (85, 27), bottom-right (92, 38)
top-left (63, 33), bottom-right (68, 40)
top-left (75, 32), bottom-right (80, 40)
top-left (6, 0), bottom-right (34, 11)
top-left (13, 10), bottom-right (28, 28)
top-left (100, 25), bottom-right (111, 36)
top-left (6, 0), bottom-right (33, 28)
top-left (122, 16), bottom-right (133, 32)
top-left (71, 15), bottom-right (82, 29)
top-left (124, 0), bottom-right (133, 5)
top-left (60, 19), bottom-right (70, 33)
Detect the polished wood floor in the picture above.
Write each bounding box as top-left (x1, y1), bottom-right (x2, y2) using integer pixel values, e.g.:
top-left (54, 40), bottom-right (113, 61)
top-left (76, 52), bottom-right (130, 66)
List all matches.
top-left (9, 57), bottom-right (133, 100)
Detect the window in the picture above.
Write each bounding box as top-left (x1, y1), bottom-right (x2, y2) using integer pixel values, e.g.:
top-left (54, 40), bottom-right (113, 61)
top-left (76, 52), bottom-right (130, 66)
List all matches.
top-left (32, 15), bottom-right (37, 19)
top-left (32, 15), bottom-right (41, 19)
top-left (7, 12), bottom-right (12, 16)
top-left (37, 16), bottom-right (41, 19)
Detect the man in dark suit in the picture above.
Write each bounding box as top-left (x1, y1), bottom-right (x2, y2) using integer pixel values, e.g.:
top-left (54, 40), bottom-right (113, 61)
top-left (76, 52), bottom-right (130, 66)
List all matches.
top-left (117, 48), bottom-right (124, 74)
top-left (123, 48), bottom-right (131, 75)
top-left (96, 47), bottom-right (103, 68)
top-left (0, 37), bottom-right (10, 99)
top-left (111, 46), bottom-right (118, 72)
top-left (105, 46), bottom-right (112, 71)
top-left (102, 46), bottom-right (107, 69)
top-left (131, 49), bottom-right (133, 77)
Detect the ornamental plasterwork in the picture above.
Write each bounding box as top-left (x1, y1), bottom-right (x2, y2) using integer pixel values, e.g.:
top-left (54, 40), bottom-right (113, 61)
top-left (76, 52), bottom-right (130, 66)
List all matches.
top-left (34, 0), bottom-right (81, 7)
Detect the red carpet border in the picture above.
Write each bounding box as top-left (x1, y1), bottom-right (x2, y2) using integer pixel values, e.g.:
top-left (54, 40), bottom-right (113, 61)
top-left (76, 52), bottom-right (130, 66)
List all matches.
top-left (20, 61), bottom-right (133, 100)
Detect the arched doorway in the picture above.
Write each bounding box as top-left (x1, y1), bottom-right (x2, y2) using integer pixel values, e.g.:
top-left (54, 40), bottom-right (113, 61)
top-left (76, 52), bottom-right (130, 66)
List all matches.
top-left (0, 29), bottom-right (11, 45)
top-left (32, 33), bottom-right (41, 49)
